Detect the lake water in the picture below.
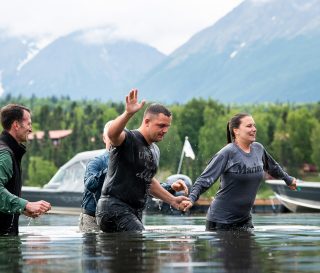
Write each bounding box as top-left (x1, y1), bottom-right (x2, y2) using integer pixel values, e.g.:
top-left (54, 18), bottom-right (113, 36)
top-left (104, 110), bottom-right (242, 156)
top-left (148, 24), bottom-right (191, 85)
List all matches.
top-left (1, 213), bottom-right (320, 273)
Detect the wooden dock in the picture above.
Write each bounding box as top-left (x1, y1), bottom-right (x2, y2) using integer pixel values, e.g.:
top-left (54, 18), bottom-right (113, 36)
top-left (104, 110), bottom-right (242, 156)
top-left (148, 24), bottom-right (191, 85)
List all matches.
top-left (191, 197), bottom-right (282, 214)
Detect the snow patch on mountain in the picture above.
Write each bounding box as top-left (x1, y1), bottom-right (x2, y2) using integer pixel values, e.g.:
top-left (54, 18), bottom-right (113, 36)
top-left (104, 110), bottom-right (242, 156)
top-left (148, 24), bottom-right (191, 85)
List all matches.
top-left (230, 50), bottom-right (238, 58)
top-left (17, 38), bottom-right (53, 72)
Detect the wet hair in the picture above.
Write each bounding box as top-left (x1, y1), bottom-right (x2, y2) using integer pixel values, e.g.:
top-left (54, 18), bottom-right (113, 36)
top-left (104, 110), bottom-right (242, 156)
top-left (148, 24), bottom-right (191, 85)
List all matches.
top-left (227, 113), bottom-right (251, 143)
top-left (143, 103), bottom-right (172, 118)
top-left (0, 104), bottom-right (31, 130)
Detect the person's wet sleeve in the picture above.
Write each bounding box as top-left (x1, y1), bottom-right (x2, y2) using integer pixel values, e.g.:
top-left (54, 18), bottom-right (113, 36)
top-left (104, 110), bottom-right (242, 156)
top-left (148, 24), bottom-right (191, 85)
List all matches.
top-left (263, 148), bottom-right (294, 185)
top-left (189, 152), bottom-right (227, 203)
top-left (0, 150), bottom-right (28, 214)
top-left (84, 156), bottom-right (107, 192)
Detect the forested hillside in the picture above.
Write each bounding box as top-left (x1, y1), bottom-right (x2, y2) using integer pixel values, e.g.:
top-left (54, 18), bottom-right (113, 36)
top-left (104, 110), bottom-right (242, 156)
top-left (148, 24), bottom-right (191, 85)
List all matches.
top-left (1, 94), bottom-right (320, 197)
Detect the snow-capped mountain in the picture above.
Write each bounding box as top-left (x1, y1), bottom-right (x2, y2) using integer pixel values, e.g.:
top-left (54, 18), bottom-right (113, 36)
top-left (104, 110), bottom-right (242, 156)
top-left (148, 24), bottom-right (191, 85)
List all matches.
top-left (138, 0), bottom-right (320, 103)
top-left (0, 32), bottom-right (40, 95)
top-left (1, 0), bottom-right (320, 103)
top-left (1, 29), bottom-right (165, 100)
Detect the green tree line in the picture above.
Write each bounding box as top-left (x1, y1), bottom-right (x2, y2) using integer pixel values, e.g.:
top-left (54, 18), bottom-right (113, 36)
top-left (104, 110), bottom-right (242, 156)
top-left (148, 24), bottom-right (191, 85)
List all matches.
top-left (1, 94), bottom-right (320, 197)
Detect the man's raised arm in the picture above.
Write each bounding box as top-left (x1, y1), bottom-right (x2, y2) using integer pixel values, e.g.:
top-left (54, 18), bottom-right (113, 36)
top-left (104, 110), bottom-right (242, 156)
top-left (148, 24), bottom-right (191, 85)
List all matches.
top-left (108, 89), bottom-right (145, 146)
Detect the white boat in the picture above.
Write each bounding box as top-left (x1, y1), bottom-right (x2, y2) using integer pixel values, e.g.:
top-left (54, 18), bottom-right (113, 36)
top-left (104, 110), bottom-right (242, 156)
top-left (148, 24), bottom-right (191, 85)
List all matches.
top-left (22, 149), bottom-right (193, 215)
top-left (266, 179), bottom-right (320, 212)
top-left (22, 149), bottom-right (105, 214)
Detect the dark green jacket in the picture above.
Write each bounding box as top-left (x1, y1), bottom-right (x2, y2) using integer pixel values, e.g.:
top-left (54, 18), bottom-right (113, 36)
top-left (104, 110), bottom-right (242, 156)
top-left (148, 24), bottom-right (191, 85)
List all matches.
top-left (0, 131), bottom-right (28, 235)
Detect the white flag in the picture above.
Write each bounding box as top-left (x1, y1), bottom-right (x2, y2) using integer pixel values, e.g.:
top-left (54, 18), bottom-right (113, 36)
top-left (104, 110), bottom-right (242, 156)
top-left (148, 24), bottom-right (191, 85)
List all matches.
top-left (183, 138), bottom-right (195, 160)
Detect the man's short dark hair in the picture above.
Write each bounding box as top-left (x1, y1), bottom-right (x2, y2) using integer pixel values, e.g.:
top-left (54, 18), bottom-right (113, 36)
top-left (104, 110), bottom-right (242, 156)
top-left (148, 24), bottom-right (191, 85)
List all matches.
top-left (0, 104), bottom-right (31, 130)
top-left (143, 103), bottom-right (172, 118)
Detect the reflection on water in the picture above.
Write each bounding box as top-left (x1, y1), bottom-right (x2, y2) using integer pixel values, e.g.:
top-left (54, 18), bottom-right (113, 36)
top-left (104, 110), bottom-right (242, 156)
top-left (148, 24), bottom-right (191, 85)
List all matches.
top-left (1, 214), bottom-right (320, 273)
top-left (0, 236), bottom-right (23, 273)
top-left (209, 231), bottom-right (262, 273)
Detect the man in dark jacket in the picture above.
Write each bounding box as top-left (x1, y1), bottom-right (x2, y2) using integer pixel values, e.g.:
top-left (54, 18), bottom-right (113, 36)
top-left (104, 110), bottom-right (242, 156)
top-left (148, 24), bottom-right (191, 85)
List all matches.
top-left (0, 104), bottom-right (51, 235)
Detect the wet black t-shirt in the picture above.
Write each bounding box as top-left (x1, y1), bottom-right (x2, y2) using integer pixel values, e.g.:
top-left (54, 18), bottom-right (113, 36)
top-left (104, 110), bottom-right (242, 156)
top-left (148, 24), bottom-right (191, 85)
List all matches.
top-left (100, 129), bottom-right (160, 209)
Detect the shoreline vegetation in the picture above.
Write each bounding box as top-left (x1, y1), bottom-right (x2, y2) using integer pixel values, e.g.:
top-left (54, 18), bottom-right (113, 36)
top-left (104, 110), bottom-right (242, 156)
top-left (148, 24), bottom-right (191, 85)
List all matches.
top-left (1, 94), bottom-right (319, 198)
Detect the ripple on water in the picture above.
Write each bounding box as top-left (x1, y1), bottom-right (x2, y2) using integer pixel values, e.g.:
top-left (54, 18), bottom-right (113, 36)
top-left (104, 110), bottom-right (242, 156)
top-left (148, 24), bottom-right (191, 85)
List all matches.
top-left (1, 214), bottom-right (319, 273)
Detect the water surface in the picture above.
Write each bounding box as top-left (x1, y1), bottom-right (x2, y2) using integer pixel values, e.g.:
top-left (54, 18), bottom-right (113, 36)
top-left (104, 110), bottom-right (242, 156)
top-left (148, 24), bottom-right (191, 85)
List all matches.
top-left (1, 213), bottom-right (320, 273)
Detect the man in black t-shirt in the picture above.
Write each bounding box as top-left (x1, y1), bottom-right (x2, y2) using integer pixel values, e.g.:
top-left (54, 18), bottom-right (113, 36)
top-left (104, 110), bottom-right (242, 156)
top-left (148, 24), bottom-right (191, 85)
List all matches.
top-left (96, 89), bottom-right (189, 232)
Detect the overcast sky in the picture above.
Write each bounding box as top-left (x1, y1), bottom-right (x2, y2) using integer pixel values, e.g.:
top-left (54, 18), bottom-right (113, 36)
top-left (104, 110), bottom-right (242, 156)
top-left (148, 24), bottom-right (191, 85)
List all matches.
top-left (0, 0), bottom-right (244, 54)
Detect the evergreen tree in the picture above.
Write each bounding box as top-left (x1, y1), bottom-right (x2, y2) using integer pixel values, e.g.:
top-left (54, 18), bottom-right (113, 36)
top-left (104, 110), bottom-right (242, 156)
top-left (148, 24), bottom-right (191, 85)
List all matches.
top-left (26, 156), bottom-right (57, 187)
top-left (311, 121), bottom-right (320, 171)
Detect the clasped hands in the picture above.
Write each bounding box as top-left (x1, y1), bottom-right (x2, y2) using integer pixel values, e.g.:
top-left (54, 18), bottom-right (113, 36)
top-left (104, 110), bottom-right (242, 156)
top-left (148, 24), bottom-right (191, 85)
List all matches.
top-left (170, 179), bottom-right (192, 211)
top-left (169, 180), bottom-right (193, 212)
top-left (178, 199), bottom-right (193, 212)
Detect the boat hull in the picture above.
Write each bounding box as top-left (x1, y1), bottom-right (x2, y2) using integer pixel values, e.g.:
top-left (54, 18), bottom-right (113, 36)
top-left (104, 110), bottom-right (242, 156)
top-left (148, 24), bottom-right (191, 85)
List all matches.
top-left (21, 188), bottom-right (188, 215)
top-left (266, 180), bottom-right (320, 212)
top-left (22, 187), bottom-right (82, 215)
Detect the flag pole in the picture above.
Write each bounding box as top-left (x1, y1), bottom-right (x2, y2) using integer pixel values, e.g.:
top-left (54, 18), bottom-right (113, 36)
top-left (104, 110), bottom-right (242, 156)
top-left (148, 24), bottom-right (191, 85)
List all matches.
top-left (177, 136), bottom-right (187, 174)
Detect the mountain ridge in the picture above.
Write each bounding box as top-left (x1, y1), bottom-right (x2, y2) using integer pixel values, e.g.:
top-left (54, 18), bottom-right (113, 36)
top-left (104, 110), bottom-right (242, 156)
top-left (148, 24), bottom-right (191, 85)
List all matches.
top-left (1, 0), bottom-right (320, 103)
top-left (138, 0), bottom-right (320, 103)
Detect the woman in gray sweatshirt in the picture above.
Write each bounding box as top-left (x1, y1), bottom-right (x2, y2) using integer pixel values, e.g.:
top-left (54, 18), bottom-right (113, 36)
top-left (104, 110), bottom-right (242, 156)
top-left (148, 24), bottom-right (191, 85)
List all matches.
top-left (182, 113), bottom-right (297, 231)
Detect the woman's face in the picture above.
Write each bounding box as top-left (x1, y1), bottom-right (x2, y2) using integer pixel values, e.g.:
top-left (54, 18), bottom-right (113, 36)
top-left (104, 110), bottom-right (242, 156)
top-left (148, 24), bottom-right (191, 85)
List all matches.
top-left (234, 116), bottom-right (256, 144)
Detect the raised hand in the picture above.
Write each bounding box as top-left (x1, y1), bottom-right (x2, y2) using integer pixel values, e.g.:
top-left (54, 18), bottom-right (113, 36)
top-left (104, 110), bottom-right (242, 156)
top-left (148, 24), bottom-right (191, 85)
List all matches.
top-left (171, 179), bottom-right (188, 195)
top-left (125, 89), bottom-right (146, 115)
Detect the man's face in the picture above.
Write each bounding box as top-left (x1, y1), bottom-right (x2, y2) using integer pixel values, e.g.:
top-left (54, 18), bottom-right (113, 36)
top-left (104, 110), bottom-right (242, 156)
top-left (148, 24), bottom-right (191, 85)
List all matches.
top-left (15, 110), bottom-right (32, 143)
top-left (146, 113), bottom-right (172, 143)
